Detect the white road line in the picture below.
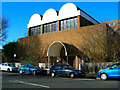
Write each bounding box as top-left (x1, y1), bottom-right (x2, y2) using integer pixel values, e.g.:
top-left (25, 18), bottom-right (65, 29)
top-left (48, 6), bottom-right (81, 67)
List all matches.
top-left (74, 79), bottom-right (95, 80)
top-left (9, 80), bottom-right (50, 88)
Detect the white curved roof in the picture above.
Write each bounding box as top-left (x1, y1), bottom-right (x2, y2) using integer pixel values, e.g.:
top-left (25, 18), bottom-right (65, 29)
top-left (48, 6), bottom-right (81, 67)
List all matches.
top-left (59, 3), bottom-right (80, 20)
top-left (27, 14), bottom-right (42, 28)
top-left (42, 8), bottom-right (58, 24)
top-left (27, 3), bottom-right (99, 28)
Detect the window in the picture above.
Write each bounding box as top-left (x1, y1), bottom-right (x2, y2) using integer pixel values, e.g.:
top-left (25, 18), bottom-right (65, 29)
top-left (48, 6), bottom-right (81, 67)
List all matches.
top-left (43, 22), bottom-right (57, 34)
top-left (29, 25), bottom-right (41, 36)
top-left (111, 64), bottom-right (120, 69)
top-left (118, 21), bottom-right (120, 24)
top-left (109, 23), bottom-right (115, 26)
top-left (60, 17), bottom-right (78, 31)
top-left (118, 28), bottom-right (120, 31)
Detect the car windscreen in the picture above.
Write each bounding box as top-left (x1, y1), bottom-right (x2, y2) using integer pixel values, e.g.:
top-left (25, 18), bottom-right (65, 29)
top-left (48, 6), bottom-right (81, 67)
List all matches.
top-left (8, 64), bottom-right (12, 66)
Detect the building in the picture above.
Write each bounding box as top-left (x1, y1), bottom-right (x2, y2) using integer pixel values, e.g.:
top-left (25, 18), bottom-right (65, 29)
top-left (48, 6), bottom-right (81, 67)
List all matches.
top-left (17, 3), bottom-right (113, 69)
top-left (103, 19), bottom-right (120, 34)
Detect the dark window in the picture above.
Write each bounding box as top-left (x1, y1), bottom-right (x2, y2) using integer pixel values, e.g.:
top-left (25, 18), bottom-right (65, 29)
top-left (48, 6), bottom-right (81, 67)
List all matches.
top-left (29, 25), bottom-right (41, 36)
top-left (43, 22), bottom-right (57, 34)
top-left (60, 17), bottom-right (78, 31)
top-left (109, 23), bottom-right (115, 26)
top-left (118, 21), bottom-right (120, 24)
top-left (118, 28), bottom-right (120, 31)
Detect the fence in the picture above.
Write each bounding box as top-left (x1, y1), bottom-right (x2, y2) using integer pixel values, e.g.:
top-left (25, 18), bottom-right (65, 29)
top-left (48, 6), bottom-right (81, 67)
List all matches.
top-left (80, 62), bottom-right (116, 74)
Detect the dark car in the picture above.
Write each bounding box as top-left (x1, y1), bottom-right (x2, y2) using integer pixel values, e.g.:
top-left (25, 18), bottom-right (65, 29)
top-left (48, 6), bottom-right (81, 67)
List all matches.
top-left (18, 64), bottom-right (46, 75)
top-left (98, 62), bottom-right (120, 80)
top-left (12, 67), bottom-right (18, 72)
top-left (50, 65), bottom-right (86, 78)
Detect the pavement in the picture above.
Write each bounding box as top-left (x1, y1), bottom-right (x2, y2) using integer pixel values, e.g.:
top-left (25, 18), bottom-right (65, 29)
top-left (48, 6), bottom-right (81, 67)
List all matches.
top-left (1, 71), bottom-right (120, 89)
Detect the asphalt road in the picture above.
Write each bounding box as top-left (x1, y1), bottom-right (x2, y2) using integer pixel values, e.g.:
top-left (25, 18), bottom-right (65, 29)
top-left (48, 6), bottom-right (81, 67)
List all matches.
top-left (1, 71), bottom-right (120, 88)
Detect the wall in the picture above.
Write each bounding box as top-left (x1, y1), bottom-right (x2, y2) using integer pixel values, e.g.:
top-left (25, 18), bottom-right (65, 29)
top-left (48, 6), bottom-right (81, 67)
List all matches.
top-left (81, 62), bottom-right (117, 74)
top-left (17, 23), bottom-right (107, 63)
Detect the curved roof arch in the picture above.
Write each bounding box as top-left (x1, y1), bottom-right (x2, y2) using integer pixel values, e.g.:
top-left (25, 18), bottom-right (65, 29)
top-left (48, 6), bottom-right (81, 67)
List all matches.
top-left (42, 8), bottom-right (58, 24)
top-left (27, 14), bottom-right (42, 28)
top-left (58, 3), bottom-right (80, 20)
top-left (47, 41), bottom-right (68, 57)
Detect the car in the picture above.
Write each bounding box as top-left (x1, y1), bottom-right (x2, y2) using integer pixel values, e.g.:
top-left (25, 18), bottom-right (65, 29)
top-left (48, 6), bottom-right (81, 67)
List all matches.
top-left (18, 64), bottom-right (46, 75)
top-left (0, 63), bottom-right (18, 72)
top-left (98, 62), bottom-right (120, 80)
top-left (50, 64), bottom-right (86, 78)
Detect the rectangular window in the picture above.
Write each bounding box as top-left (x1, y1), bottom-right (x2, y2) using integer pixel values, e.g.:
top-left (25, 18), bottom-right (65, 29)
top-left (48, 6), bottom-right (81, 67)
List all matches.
top-left (43, 22), bottom-right (57, 34)
top-left (109, 22), bottom-right (115, 26)
top-left (118, 28), bottom-right (120, 31)
top-left (60, 17), bottom-right (77, 31)
top-left (118, 21), bottom-right (120, 24)
top-left (29, 26), bottom-right (41, 36)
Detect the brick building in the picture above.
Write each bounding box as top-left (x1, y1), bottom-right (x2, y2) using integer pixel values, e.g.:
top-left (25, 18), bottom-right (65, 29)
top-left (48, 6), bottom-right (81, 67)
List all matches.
top-left (17, 3), bottom-right (113, 69)
top-left (103, 19), bottom-right (120, 34)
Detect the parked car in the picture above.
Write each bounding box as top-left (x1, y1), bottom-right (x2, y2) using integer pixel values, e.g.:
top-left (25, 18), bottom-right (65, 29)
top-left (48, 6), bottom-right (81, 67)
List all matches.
top-left (50, 64), bottom-right (86, 78)
top-left (0, 63), bottom-right (18, 72)
top-left (18, 64), bottom-right (46, 75)
top-left (98, 62), bottom-right (120, 80)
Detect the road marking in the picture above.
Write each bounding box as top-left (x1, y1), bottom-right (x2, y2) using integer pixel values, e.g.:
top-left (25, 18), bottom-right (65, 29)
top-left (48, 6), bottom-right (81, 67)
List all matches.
top-left (74, 78), bottom-right (95, 80)
top-left (9, 80), bottom-right (50, 88)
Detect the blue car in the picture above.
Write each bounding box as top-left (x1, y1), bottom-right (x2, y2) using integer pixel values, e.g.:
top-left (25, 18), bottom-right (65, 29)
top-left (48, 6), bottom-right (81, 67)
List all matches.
top-left (50, 65), bottom-right (86, 78)
top-left (18, 64), bottom-right (46, 75)
top-left (98, 62), bottom-right (120, 80)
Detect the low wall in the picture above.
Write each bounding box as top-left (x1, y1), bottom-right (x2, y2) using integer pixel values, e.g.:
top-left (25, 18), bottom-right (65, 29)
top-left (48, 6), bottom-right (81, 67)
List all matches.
top-left (81, 62), bottom-right (116, 74)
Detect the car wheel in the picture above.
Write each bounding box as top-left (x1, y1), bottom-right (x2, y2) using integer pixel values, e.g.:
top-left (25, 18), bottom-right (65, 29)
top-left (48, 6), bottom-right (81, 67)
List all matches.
top-left (19, 69), bottom-right (23, 74)
top-left (33, 71), bottom-right (37, 75)
top-left (69, 73), bottom-right (74, 78)
top-left (51, 72), bottom-right (55, 77)
top-left (101, 73), bottom-right (108, 80)
top-left (7, 68), bottom-right (10, 72)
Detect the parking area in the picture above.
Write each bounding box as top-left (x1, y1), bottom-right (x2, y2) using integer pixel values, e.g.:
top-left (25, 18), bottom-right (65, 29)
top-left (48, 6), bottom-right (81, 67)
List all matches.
top-left (1, 71), bottom-right (120, 88)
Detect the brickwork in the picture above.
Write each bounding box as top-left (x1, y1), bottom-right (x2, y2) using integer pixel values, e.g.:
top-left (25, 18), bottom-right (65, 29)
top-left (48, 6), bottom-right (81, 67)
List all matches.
top-left (18, 23), bottom-right (107, 58)
top-left (103, 19), bottom-right (120, 34)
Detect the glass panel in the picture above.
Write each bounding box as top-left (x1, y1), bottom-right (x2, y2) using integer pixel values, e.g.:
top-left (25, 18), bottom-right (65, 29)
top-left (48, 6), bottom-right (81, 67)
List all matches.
top-left (67, 19), bottom-right (70, 30)
top-left (71, 19), bottom-right (74, 29)
top-left (44, 25), bottom-right (47, 34)
top-left (75, 17), bottom-right (77, 28)
top-left (64, 20), bottom-right (66, 30)
top-left (60, 21), bottom-right (63, 30)
top-left (118, 21), bottom-right (120, 24)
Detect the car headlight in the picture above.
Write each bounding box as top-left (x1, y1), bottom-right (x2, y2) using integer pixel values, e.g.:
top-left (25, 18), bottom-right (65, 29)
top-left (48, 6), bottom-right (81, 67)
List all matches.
top-left (99, 69), bottom-right (103, 72)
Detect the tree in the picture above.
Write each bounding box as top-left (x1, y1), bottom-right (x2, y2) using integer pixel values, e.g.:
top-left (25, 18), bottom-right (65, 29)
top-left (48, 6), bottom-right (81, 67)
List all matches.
top-left (0, 17), bottom-right (8, 44)
top-left (79, 26), bottom-right (120, 62)
top-left (2, 42), bottom-right (18, 62)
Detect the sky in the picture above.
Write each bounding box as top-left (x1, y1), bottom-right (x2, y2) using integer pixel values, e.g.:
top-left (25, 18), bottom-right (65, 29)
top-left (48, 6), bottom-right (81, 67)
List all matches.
top-left (1, 1), bottom-right (119, 48)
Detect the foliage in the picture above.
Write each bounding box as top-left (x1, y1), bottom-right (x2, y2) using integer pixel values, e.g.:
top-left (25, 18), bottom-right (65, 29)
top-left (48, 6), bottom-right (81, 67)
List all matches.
top-left (2, 42), bottom-right (18, 62)
top-left (80, 26), bottom-right (120, 62)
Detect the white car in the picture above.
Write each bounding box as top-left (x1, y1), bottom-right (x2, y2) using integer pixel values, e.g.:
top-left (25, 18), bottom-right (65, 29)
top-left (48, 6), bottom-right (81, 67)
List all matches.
top-left (0, 63), bottom-right (15, 72)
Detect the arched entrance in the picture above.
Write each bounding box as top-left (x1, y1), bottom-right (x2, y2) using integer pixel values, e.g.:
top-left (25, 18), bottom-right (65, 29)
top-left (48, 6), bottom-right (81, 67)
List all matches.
top-left (47, 42), bottom-right (69, 68)
top-left (47, 41), bottom-right (84, 70)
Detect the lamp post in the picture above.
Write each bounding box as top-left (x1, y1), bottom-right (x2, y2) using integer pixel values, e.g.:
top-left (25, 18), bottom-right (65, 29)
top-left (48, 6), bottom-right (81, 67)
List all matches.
top-left (14, 54), bottom-right (16, 63)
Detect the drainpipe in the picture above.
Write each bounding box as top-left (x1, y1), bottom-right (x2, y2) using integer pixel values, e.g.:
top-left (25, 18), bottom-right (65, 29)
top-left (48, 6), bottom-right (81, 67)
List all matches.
top-left (48, 56), bottom-right (50, 70)
top-left (67, 56), bottom-right (69, 65)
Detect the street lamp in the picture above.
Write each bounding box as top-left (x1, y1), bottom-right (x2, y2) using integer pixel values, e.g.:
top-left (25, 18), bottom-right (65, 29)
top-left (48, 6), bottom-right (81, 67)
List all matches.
top-left (14, 54), bottom-right (16, 62)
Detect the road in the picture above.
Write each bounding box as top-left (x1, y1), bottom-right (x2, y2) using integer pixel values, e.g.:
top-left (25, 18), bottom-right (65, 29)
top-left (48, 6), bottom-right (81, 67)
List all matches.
top-left (1, 71), bottom-right (120, 89)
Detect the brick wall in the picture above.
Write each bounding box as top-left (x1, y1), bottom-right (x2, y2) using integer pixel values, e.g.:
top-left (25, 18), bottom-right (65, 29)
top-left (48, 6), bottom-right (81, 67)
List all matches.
top-left (17, 23), bottom-right (107, 61)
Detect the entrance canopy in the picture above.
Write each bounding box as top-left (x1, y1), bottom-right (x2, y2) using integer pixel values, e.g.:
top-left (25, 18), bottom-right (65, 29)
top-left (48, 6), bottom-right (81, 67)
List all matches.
top-left (47, 41), bottom-right (68, 57)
